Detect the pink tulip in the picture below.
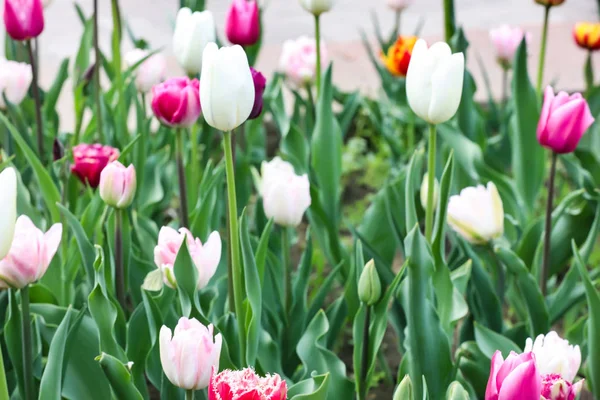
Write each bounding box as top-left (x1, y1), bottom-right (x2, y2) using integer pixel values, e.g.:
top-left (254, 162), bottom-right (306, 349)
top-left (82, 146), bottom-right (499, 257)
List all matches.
top-left (208, 368), bottom-right (287, 400)
top-left (0, 215), bottom-right (61, 289)
top-left (151, 77), bottom-right (201, 128)
top-left (125, 49), bottom-right (167, 93)
top-left (225, 0), bottom-right (260, 47)
top-left (489, 25), bottom-right (532, 69)
top-left (71, 144), bottom-right (120, 188)
top-left (159, 318), bottom-right (222, 390)
top-left (249, 67), bottom-right (266, 119)
top-left (541, 374), bottom-right (584, 400)
top-left (537, 86), bottom-right (595, 154)
top-left (279, 36), bottom-right (328, 87)
top-left (153, 227), bottom-right (221, 289)
top-left (387, 0), bottom-right (412, 11)
top-left (99, 161), bottom-right (137, 209)
top-left (4, 0), bottom-right (44, 41)
top-left (485, 351), bottom-right (542, 400)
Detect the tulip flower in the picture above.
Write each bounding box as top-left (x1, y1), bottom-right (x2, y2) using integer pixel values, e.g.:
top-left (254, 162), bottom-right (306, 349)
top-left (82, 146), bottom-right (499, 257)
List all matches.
top-left (524, 331), bottom-right (581, 382)
top-left (125, 49), bottom-right (167, 93)
top-left (173, 8), bottom-right (216, 75)
top-left (420, 173), bottom-right (439, 210)
top-left (0, 168), bottom-right (17, 260)
top-left (99, 161), bottom-right (137, 209)
top-left (259, 157), bottom-right (311, 227)
top-left (447, 182), bottom-right (504, 244)
top-left (151, 77), bottom-right (201, 128)
top-left (0, 215), bottom-right (61, 289)
top-left (380, 36), bottom-right (417, 77)
top-left (0, 58), bottom-right (32, 109)
top-left (249, 67), bottom-right (266, 120)
top-left (573, 22), bottom-right (600, 51)
top-left (489, 25), bottom-right (532, 69)
top-left (485, 351), bottom-right (542, 400)
top-left (406, 39), bottom-right (465, 125)
top-left (299, 0), bottom-right (333, 15)
top-left (4, 0), bottom-right (44, 41)
top-left (358, 260), bottom-right (381, 306)
top-left (225, 0), bottom-right (260, 47)
top-left (154, 226), bottom-right (221, 289)
top-left (71, 144), bottom-right (120, 188)
top-left (279, 36), bottom-right (329, 87)
top-left (200, 43), bottom-right (255, 132)
top-left (387, 0), bottom-right (412, 11)
top-left (394, 375), bottom-right (413, 400)
top-left (541, 374), bottom-right (583, 400)
top-left (208, 368), bottom-right (287, 400)
top-left (160, 318), bottom-right (222, 390)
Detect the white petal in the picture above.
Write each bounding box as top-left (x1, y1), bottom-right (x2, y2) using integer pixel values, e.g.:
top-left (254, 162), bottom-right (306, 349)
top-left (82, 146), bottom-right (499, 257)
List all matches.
top-left (0, 168), bottom-right (17, 259)
top-left (428, 52), bottom-right (464, 124)
top-left (406, 39), bottom-right (433, 122)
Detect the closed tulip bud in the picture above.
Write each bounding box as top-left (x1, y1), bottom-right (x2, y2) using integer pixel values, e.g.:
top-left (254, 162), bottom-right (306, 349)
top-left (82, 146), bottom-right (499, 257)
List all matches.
top-left (173, 8), bottom-right (216, 75)
top-left (208, 368), bottom-right (287, 400)
top-left (485, 351), bottom-right (542, 400)
top-left (446, 382), bottom-right (470, 400)
top-left (381, 36), bottom-right (418, 77)
top-left (4, 0), bottom-right (44, 41)
top-left (524, 331), bottom-right (581, 382)
top-left (489, 25), bottom-right (532, 70)
top-left (447, 182), bottom-right (504, 244)
top-left (225, 0), bottom-right (260, 47)
top-left (249, 67), bottom-right (266, 119)
top-left (387, 0), bottom-right (412, 12)
top-left (358, 260), bottom-right (381, 306)
top-left (159, 318), bottom-right (222, 390)
top-left (0, 59), bottom-right (32, 109)
top-left (99, 161), bottom-right (137, 209)
top-left (0, 168), bottom-right (17, 260)
top-left (535, 0), bottom-right (564, 7)
top-left (420, 172), bottom-right (439, 210)
top-left (259, 157), bottom-right (311, 227)
top-left (151, 77), bottom-right (201, 128)
top-left (537, 86), bottom-right (594, 154)
top-left (125, 49), bottom-right (167, 93)
top-left (71, 144), bottom-right (120, 188)
top-left (573, 22), bottom-right (600, 51)
top-left (299, 0), bottom-right (334, 15)
top-left (406, 39), bottom-right (465, 125)
top-left (394, 375), bottom-right (413, 400)
top-left (541, 375), bottom-right (583, 400)
top-left (0, 215), bottom-right (61, 289)
top-left (52, 138), bottom-right (64, 161)
top-left (279, 36), bottom-right (328, 87)
top-left (200, 43), bottom-right (255, 132)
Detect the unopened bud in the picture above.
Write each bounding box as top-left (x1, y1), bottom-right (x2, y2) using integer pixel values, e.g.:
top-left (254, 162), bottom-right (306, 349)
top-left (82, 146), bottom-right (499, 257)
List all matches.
top-left (394, 375), bottom-right (413, 400)
top-left (358, 260), bottom-right (382, 306)
top-left (446, 381), bottom-right (470, 400)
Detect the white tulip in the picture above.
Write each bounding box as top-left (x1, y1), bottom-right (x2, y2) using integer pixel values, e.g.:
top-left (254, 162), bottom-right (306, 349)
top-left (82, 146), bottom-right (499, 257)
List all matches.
top-left (406, 39), bottom-right (465, 125)
top-left (260, 157), bottom-right (311, 227)
top-left (299, 0), bottom-right (334, 15)
top-left (125, 49), bottom-right (167, 93)
top-left (200, 43), bottom-right (255, 132)
top-left (0, 168), bottom-right (17, 259)
top-left (524, 331), bottom-right (581, 382)
top-left (447, 182), bottom-right (504, 244)
top-left (173, 8), bottom-right (216, 75)
top-left (0, 59), bottom-right (32, 109)
top-left (420, 173), bottom-right (440, 210)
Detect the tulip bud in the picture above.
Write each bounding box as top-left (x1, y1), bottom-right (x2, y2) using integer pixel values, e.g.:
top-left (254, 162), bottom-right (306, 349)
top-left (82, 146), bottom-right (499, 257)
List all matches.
top-left (299, 0), bottom-right (334, 16)
top-left (71, 144), bottom-right (120, 188)
top-left (420, 173), bottom-right (440, 211)
top-left (52, 138), bottom-right (64, 161)
top-left (200, 43), bottom-right (255, 132)
top-left (358, 260), bottom-right (382, 306)
top-left (535, 0), bottom-right (564, 7)
top-left (447, 182), bottom-right (504, 244)
top-left (486, 351), bottom-right (542, 400)
top-left (249, 67), bottom-right (266, 120)
top-left (4, 0), bottom-right (44, 41)
top-left (524, 331), bottom-right (581, 382)
top-left (387, 0), bottom-right (412, 12)
top-left (99, 161), bottom-right (137, 209)
top-left (394, 375), bottom-right (413, 400)
top-left (406, 39), bottom-right (465, 125)
top-left (446, 382), bottom-right (469, 400)
top-left (151, 77), bottom-right (201, 128)
top-left (173, 8), bottom-right (216, 75)
top-left (279, 36), bottom-right (328, 87)
top-left (573, 22), bottom-right (600, 51)
top-left (0, 167), bottom-right (17, 259)
top-left (225, 0), bottom-right (260, 47)
top-left (537, 86), bottom-right (594, 154)
top-left (381, 36), bottom-right (418, 77)
top-left (209, 368), bottom-right (287, 400)
top-left (0, 58), bottom-right (32, 109)
top-left (489, 25), bottom-right (532, 70)
top-left (125, 49), bottom-right (167, 93)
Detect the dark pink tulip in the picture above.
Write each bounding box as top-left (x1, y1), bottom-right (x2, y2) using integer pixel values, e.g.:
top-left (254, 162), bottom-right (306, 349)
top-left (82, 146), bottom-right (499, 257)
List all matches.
top-left (485, 351), bottom-right (542, 400)
top-left (537, 86), bottom-right (595, 154)
top-left (225, 0), bottom-right (260, 47)
top-left (208, 368), bottom-right (287, 400)
top-left (151, 77), bottom-right (201, 128)
top-left (4, 0), bottom-right (44, 41)
top-left (248, 67), bottom-right (266, 120)
top-left (71, 144), bottom-right (120, 188)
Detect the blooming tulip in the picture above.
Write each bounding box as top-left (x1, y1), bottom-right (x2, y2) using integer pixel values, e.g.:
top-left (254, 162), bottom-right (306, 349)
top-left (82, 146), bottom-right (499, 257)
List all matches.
top-left (299, 0), bottom-right (334, 15)
top-left (447, 182), bottom-right (504, 244)
top-left (208, 368), bottom-right (287, 400)
top-left (279, 36), bottom-right (328, 87)
top-left (225, 0), bottom-right (260, 47)
top-left (259, 157), bottom-right (311, 227)
top-left (489, 25), bottom-right (532, 69)
top-left (0, 59), bottom-right (32, 109)
top-left (200, 43), bottom-right (255, 132)
top-left (535, 0), bottom-right (564, 6)
top-left (0, 168), bottom-right (17, 259)
top-left (153, 226), bottom-right (221, 289)
top-left (541, 374), bottom-right (583, 400)
top-left (4, 0), bottom-right (44, 41)
top-left (0, 215), bottom-right (61, 289)
top-left (387, 0), bottom-right (412, 11)
top-left (71, 144), bottom-right (120, 188)
top-left (537, 86), bottom-right (595, 154)
top-left (524, 331), bottom-right (581, 382)
top-left (406, 39), bottom-right (465, 125)
top-left (573, 22), bottom-right (600, 51)
top-left (173, 8), bottom-right (216, 75)
top-left (159, 318), bottom-right (222, 390)
top-left (249, 67), bottom-right (266, 119)
top-left (485, 351), bottom-right (542, 400)
top-left (420, 173), bottom-right (439, 210)
top-left (125, 49), bottom-right (167, 93)
top-left (380, 36), bottom-right (417, 77)
top-left (151, 77), bottom-right (201, 128)
top-left (99, 161), bottom-right (137, 209)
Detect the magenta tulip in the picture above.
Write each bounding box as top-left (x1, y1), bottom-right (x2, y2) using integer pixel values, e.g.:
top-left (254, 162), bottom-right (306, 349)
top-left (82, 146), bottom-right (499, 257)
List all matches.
top-left (537, 86), bottom-right (595, 154)
top-left (541, 374), bottom-right (583, 400)
top-left (485, 351), bottom-right (542, 400)
top-left (151, 77), bottom-right (201, 128)
top-left (71, 144), bottom-right (120, 188)
top-left (208, 368), bottom-right (287, 400)
top-left (225, 0), bottom-right (260, 47)
top-left (4, 0), bottom-right (44, 41)
top-left (249, 67), bottom-right (266, 119)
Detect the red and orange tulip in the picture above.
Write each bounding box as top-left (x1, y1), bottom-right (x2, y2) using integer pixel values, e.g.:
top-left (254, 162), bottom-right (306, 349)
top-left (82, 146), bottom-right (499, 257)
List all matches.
top-left (380, 35), bottom-right (418, 77)
top-left (573, 22), bottom-right (600, 51)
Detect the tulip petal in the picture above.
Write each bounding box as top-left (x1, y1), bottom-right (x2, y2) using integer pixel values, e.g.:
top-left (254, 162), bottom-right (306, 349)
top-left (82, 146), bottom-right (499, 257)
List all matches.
top-left (546, 99), bottom-right (590, 153)
top-left (41, 223), bottom-right (62, 278)
top-left (486, 351), bottom-right (505, 400)
top-left (159, 326), bottom-right (177, 385)
top-left (406, 39), bottom-right (432, 121)
top-left (497, 360), bottom-right (541, 400)
top-left (195, 231), bottom-right (222, 289)
top-left (0, 168), bottom-right (17, 259)
top-left (428, 52), bottom-right (464, 124)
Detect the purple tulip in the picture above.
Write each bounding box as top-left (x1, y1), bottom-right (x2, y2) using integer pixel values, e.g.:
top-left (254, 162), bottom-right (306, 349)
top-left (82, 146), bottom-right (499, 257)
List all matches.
top-left (248, 67), bottom-right (266, 120)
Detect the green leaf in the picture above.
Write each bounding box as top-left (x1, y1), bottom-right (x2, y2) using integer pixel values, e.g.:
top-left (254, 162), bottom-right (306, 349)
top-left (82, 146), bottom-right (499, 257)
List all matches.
top-left (432, 153), bottom-right (454, 265)
top-left (264, 74), bottom-right (290, 137)
top-left (173, 239), bottom-right (198, 318)
top-left (474, 322), bottom-right (521, 359)
top-left (57, 203), bottom-right (95, 287)
top-left (5, 290), bottom-right (25, 398)
top-left (288, 373), bottom-right (330, 400)
top-left (255, 218), bottom-right (274, 287)
top-left (96, 353), bottom-right (143, 400)
top-left (405, 148), bottom-right (425, 233)
top-left (43, 58), bottom-right (70, 121)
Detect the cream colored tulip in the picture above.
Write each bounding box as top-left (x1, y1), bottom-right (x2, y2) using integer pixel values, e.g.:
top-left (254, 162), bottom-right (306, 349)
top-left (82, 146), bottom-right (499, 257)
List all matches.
top-left (299, 0), bottom-right (334, 15)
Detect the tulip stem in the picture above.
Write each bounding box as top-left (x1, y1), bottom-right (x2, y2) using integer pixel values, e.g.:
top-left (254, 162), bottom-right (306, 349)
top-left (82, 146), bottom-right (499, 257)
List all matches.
top-left (425, 124), bottom-right (437, 242)
top-left (585, 51), bottom-right (594, 96)
top-left (359, 306), bottom-right (371, 400)
top-left (541, 151), bottom-right (557, 296)
top-left (176, 129), bottom-right (190, 227)
top-left (26, 40), bottom-right (44, 164)
top-left (189, 125), bottom-right (200, 206)
top-left (20, 286), bottom-right (34, 400)
top-left (185, 389), bottom-right (194, 400)
top-left (501, 68), bottom-right (508, 119)
top-left (536, 5), bottom-right (551, 96)
top-left (115, 208), bottom-right (126, 311)
top-left (282, 227), bottom-right (291, 318)
top-left (93, 0), bottom-right (104, 142)
top-left (314, 15), bottom-right (322, 98)
top-left (487, 244), bottom-right (505, 305)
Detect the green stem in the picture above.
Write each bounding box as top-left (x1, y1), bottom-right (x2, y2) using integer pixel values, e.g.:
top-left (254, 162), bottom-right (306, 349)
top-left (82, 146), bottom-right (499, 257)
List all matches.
top-left (388, 10), bottom-right (402, 47)
top-left (536, 5), bottom-right (551, 96)
top-left (585, 51), bottom-right (594, 96)
top-left (176, 129), bottom-right (189, 227)
top-left (26, 40), bottom-right (44, 164)
top-left (358, 306), bottom-right (371, 400)
top-left (425, 124), bottom-right (437, 242)
top-left (20, 286), bottom-right (34, 400)
top-left (185, 389), bottom-right (194, 400)
top-left (501, 68), bottom-right (508, 119)
top-left (487, 243), bottom-right (505, 305)
top-left (93, 0), bottom-right (104, 142)
top-left (541, 152), bottom-right (557, 296)
top-left (115, 208), bottom-right (126, 311)
top-left (137, 93), bottom-right (146, 194)
top-left (189, 124), bottom-right (200, 206)
top-left (406, 116), bottom-right (415, 152)
top-left (314, 15), bottom-right (322, 98)
top-left (282, 227), bottom-right (291, 317)
top-left (111, 0), bottom-right (127, 143)
top-left (443, 0), bottom-right (455, 43)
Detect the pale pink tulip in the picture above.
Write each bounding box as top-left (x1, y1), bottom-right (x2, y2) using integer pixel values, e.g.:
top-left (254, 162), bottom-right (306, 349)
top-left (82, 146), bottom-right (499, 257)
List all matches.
top-left (125, 49), bottom-right (167, 93)
top-left (99, 161), bottom-right (137, 209)
top-left (489, 25), bottom-right (532, 69)
top-left (279, 36), bottom-right (328, 87)
top-left (485, 351), bottom-right (542, 400)
top-left (0, 58), bottom-right (32, 109)
top-left (387, 0), bottom-right (412, 11)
